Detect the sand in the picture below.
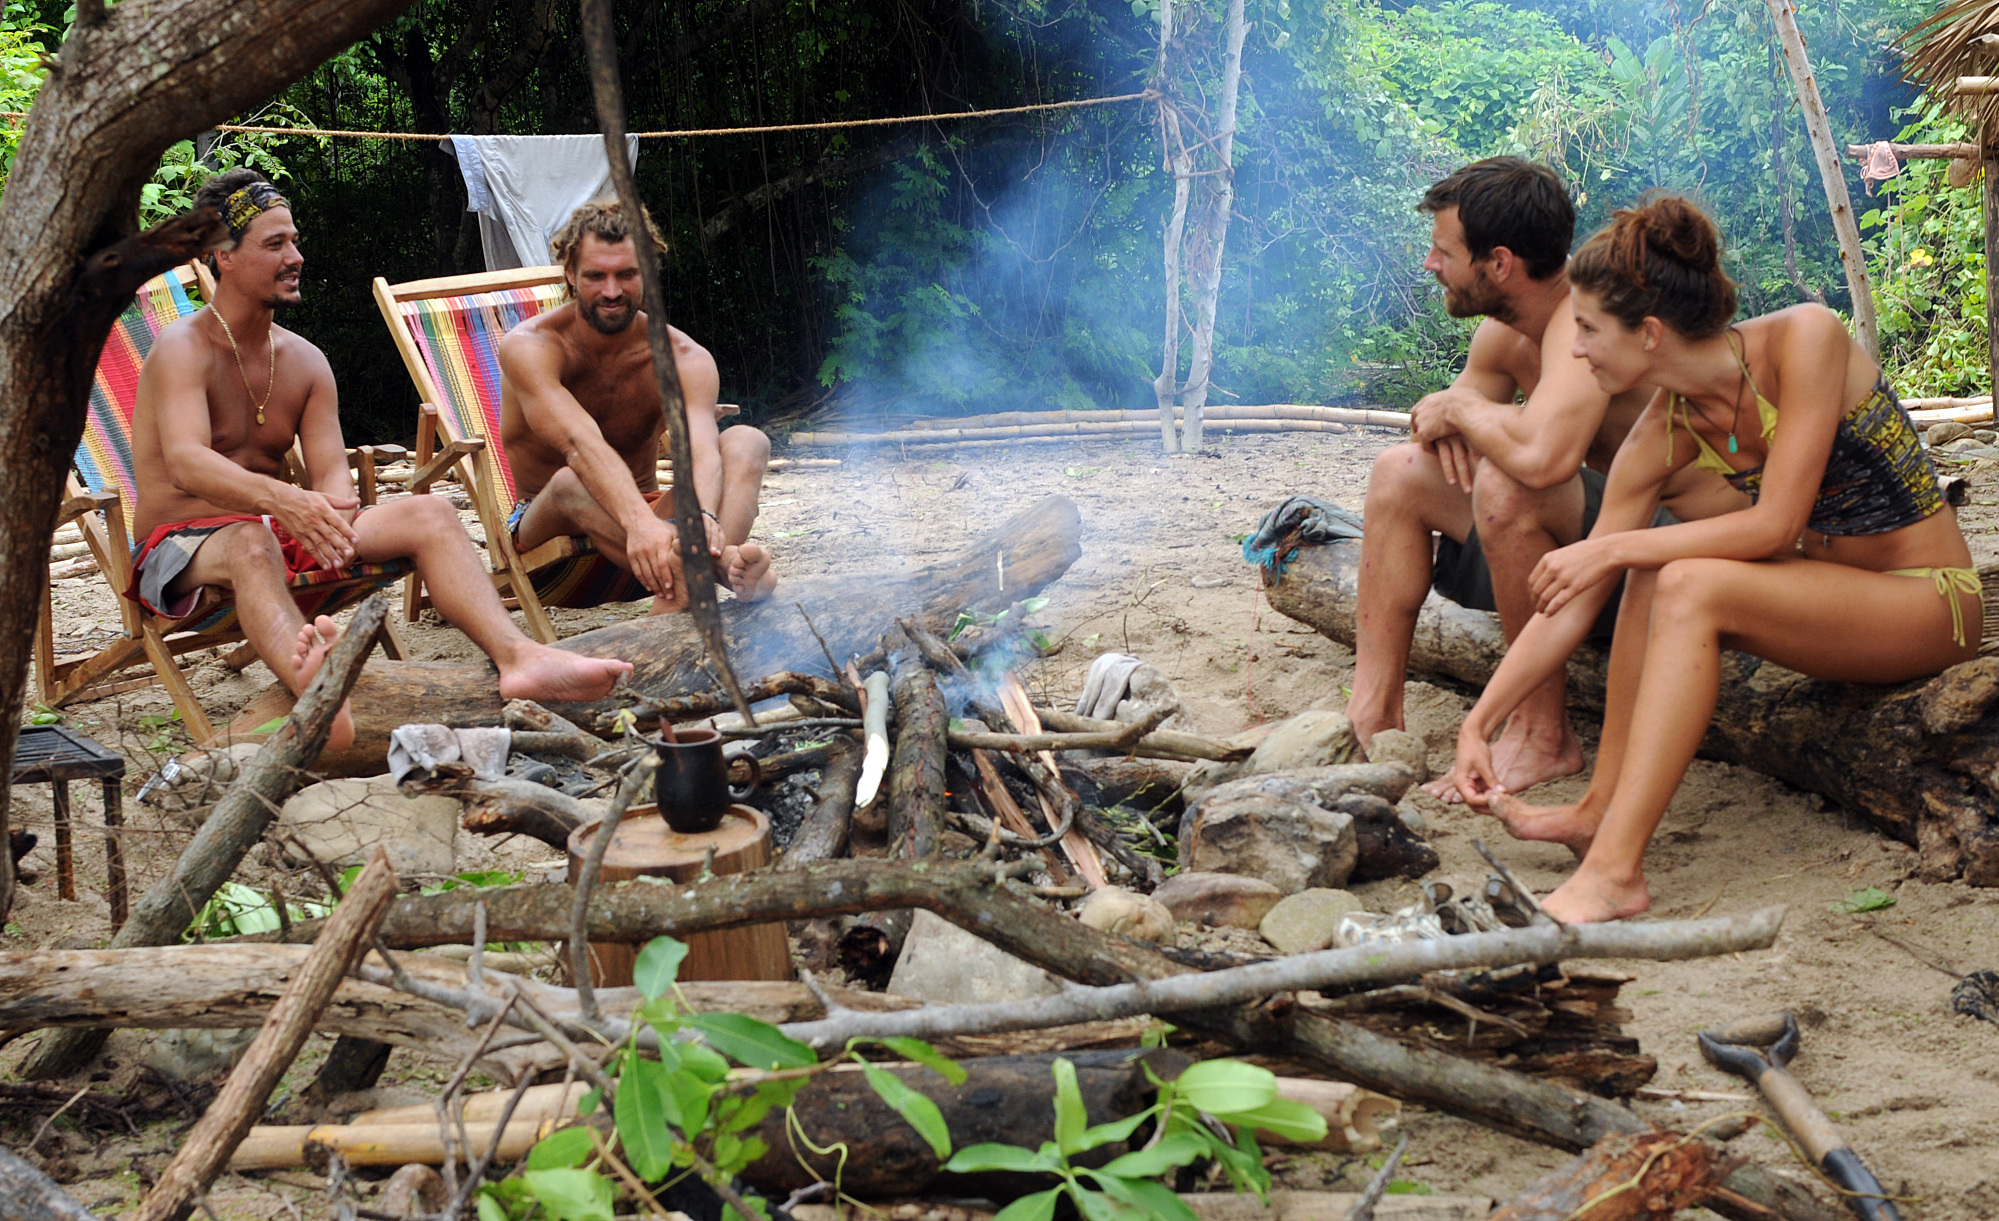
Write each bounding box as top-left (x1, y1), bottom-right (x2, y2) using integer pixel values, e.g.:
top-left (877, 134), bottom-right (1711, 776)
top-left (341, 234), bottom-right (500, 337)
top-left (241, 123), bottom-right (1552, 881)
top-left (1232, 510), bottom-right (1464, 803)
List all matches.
top-left (11, 428), bottom-right (1999, 1214)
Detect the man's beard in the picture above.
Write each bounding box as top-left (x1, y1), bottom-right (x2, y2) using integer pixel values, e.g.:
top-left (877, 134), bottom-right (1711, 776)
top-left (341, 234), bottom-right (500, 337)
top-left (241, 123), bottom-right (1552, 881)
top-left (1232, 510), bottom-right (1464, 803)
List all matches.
top-left (1441, 267), bottom-right (1511, 323)
top-left (581, 297), bottom-right (636, 334)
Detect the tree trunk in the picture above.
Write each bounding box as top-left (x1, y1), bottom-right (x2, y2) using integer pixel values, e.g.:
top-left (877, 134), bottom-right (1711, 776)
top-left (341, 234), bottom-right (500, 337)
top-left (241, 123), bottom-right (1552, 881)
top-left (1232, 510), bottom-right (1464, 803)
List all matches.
top-left (1175, 0), bottom-right (1247, 454)
top-left (1765, 0), bottom-right (1877, 357)
top-left (0, 0), bottom-right (421, 927)
top-left (1260, 539), bottom-right (1999, 885)
top-left (225, 494), bottom-right (1084, 774)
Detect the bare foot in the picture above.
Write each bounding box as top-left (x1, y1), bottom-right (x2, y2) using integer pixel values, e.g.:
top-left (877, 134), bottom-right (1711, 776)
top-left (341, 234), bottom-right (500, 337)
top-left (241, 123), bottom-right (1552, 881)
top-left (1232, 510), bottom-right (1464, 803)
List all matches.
top-left (1541, 865), bottom-right (1651, 923)
top-left (498, 644), bottom-right (633, 703)
top-left (1420, 774), bottom-right (1466, 803)
top-left (291, 615), bottom-right (355, 754)
top-left (1489, 792), bottom-right (1599, 859)
top-left (721, 543), bottom-right (778, 602)
top-left (1487, 715), bottom-right (1584, 794)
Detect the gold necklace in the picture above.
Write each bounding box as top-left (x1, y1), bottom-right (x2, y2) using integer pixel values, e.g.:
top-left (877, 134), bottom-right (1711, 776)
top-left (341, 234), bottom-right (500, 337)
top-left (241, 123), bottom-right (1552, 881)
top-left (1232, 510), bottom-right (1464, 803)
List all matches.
top-left (213, 308), bottom-right (275, 425)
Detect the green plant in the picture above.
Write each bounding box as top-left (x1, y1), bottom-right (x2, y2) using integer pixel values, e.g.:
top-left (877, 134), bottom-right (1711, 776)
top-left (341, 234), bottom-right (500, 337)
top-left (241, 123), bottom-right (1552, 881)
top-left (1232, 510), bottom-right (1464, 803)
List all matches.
top-left (28, 702), bottom-right (60, 726)
top-left (485, 936), bottom-right (967, 1221)
top-left (949, 595), bottom-right (1051, 643)
top-left (942, 1056), bottom-right (1327, 1221)
top-left (1832, 886), bottom-right (1897, 915)
top-left (135, 708), bottom-right (184, 754)
top-left (188, 880), bottom-right (332, 939)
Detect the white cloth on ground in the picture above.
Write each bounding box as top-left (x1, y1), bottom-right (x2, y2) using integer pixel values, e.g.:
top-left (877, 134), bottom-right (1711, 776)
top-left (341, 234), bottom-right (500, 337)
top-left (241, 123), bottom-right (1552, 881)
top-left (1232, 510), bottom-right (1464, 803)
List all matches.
top-left (388, 724), bottom-right (512, 783)
top-left (447, 135), bottom-right (641, 271)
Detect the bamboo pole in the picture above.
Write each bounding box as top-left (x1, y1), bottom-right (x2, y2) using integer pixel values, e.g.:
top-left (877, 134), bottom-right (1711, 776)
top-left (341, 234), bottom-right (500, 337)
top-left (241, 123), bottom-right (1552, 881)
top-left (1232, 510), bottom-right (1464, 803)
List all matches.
top-left (1958, 76), bottom-right (1999, 95)
top-left (788, 408), bottom-right (1412, 448)
top-left (863, 404), bottom-right (1409, 430)
top-left (1767, 0), bottom-right (1879, 358)
top-left (1845, 141), bottom-right (1980, 161)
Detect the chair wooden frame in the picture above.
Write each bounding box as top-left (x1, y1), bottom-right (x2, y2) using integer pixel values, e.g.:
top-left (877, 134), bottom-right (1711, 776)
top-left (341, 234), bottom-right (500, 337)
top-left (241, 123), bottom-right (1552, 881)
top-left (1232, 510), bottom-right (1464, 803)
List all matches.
top-left (36, 264), bottom-right (410, 743)
top-left (373, 266), bottom-right (579, 644)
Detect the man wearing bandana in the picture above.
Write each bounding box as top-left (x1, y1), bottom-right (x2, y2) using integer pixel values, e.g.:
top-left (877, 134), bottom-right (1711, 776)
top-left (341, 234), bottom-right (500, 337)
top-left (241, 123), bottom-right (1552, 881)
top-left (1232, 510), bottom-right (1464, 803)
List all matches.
top-left (126, 169), bottom-right (634, 751)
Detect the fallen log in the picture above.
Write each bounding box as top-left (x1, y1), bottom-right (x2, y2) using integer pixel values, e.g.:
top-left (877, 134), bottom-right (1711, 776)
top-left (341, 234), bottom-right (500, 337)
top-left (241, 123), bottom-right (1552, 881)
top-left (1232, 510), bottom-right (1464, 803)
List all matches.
top-left (1262, 538), bottom-right (1999, 885)
top-left (443, 777), bottom-right (593, 851)
top-left (1173, 1193), bottom-right (1490, 1221)
top-left (742, 1050), bottom-right (1161, 1198)
top-left (18, 596), bottom-right (388, 1082)
top-left (131, 849), bottom-right (398, 1221)
top-left (1487, 1129), bottom-right (1736, 1220)
top-left (222, 495), bottom-right (1084, 774)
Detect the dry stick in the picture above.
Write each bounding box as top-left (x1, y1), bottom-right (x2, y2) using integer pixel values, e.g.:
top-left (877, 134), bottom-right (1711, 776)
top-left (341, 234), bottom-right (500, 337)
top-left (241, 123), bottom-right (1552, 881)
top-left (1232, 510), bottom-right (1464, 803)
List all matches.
top-left (440, 1064), bottom-right (541, 1221)
top-left (129, 849), bottom-right (399, 1221)
top-left (783, 741), bottom-right (864, 867)
top-left (0, 1146), bottom-right (99, 1221)
top-left (777, 906), bottom-right (1786, 1047)
top-left (1033, 706), bottom-right (1250, 761)
top-left (948, 709), bottom-right (1172, 756)
top-left (1343, 1132), bottom-right (1408, 1221)
top-left (19, 594), bottom-right (389, 1081)
top-left (577, 0), bottom-right (753, 727)
top-left (571, 751), bottom-right (662, 1026)
top-left (431, 997), bottom-right (518, 1203)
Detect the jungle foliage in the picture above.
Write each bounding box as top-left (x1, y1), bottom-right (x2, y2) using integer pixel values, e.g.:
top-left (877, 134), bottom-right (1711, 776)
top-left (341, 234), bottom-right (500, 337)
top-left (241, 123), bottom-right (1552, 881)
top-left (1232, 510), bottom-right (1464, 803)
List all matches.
top-left (0, 0), bottom-right (1954, 436)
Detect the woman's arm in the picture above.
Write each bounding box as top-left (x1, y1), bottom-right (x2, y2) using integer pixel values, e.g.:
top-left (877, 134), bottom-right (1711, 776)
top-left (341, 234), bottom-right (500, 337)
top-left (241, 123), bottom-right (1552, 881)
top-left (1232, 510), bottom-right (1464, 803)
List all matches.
top-left (1530, 312), bottom-right (1850, 616)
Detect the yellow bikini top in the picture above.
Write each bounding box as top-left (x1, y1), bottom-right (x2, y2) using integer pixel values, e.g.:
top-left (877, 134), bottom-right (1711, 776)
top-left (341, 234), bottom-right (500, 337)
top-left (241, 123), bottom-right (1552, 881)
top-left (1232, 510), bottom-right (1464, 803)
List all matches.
top-left (1665, 329), bottom-right (1778, 476)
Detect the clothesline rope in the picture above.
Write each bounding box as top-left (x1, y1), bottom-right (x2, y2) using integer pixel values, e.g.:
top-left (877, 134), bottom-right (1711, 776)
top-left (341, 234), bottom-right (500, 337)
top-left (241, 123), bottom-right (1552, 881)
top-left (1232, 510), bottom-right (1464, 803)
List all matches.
top-left (0, 90), bottom-right (1153, 141)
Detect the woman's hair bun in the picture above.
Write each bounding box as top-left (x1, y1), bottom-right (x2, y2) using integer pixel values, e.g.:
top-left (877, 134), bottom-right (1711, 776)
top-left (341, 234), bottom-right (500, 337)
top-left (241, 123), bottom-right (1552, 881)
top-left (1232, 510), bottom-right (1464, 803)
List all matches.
top-left (1571, 192), bottom-right (1735, 337)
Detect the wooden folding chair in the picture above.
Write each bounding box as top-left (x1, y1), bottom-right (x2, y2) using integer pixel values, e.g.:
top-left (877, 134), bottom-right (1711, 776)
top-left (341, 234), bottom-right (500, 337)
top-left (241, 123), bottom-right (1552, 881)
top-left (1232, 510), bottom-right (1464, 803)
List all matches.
top-left (36, 265), bottom-right (411, 743)
top-left (373, 266), bottom-right (665, 644)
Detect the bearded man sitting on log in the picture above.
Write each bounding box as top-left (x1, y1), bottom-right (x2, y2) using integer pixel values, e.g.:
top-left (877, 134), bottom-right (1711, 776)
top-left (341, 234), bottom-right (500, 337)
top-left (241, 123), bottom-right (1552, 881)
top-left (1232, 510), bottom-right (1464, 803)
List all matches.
top-left (128, 170), bottom-right (634, 751)
top-left (1345, 158), bottom-right (1742, 797)
top-left (499, 201), bottom-right (776, 612)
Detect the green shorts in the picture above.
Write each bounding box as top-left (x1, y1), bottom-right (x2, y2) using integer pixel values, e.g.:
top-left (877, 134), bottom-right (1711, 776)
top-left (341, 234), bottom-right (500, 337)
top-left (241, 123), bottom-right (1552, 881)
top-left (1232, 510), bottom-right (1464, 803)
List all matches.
top-left (1431, 467), bottom-right (1674, 642)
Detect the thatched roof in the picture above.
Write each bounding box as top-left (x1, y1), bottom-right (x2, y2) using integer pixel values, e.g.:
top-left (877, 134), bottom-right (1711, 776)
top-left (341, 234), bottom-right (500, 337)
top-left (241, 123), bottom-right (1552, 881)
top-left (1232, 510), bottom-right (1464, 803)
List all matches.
top-left (1903, 0), bottom-right (1999, 127)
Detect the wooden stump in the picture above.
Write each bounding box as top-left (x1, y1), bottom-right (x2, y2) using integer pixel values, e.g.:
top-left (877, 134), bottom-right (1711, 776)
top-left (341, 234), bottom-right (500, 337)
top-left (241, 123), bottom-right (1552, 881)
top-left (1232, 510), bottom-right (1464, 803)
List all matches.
top-left (1262, 538), bottom-right (1999, 884)
top-left (564, 805), bottom-right (791, 985)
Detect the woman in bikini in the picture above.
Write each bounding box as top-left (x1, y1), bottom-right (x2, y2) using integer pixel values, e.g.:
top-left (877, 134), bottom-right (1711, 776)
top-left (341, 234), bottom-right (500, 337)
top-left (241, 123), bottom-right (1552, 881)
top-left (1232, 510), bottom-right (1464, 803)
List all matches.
top-left (1443, 195), bottom-right (1978, 923)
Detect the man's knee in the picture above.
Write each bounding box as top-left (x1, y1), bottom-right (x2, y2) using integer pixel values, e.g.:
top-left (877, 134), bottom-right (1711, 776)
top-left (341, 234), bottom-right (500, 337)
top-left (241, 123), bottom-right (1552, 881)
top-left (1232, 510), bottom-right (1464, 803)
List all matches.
top-left (1472, 462), bottom-right (1570, 541)
top-left (543, 465), bottom-right (591, 508)
top-left (720, 424), bottom-right (771, 470)
top-left (1365, 442), bottom-right (1437, 506)
top-left (223, 522), bottom-right (285, 573)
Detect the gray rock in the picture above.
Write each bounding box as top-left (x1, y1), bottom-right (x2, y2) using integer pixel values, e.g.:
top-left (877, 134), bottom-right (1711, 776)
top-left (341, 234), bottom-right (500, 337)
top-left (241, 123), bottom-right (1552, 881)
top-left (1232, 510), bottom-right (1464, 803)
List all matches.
top-left (887, 910), bottom-right (1065, 1004)
top-left (1363, 728), bottom-right (1428, 782)
top-left (146, 1027), bottom-right (257, 1083)
top-left (1259, 889), bottom-right (1367, 954)
top-left (1944, 436), bottom-right (1988, 455)
top-left (1930, 421), bottom-right (1973, 446)
top-left (1183, 711), bottom-right (1363, 797)
top-left (1178, 789), bottom-right (1358, 893)
top-left (1077, 886), bottom-right (1175, 943)
top-left (279, 775), bottom-right (459, 879)
top-left (1976, 430), bottom-right (1998, 446)
top-left (1152, 872), bottom-right (1283, 929)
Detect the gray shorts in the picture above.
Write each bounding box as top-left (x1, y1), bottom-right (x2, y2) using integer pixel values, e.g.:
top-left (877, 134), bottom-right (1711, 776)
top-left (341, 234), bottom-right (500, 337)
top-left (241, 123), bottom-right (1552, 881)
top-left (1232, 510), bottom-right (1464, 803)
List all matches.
top-left (132, 523), bottom-right (238, 620)
top-left (1431, 467), bottom-right (1676, 642)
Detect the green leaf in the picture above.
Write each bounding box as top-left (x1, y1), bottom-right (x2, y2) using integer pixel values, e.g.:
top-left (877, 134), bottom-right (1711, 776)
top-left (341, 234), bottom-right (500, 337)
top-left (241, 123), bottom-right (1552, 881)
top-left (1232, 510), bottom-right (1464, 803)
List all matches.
top-left (725, 1078), bottom-right (804, 1133)
top-left (1832, 887), bottom-right (1897, 914)
top-left (862, 1062), bottom-right (952, 1159)
top-left (1171, 1060), bottom-right (1277, 1116)
top-left (525, 1125), bottom-right (596, 1171)
top-left (1228, 1098), bottom-right (1329, 1144)
top-left (1385, 1180), bottom-right (1434, 1195)
top-left (633, 937), bottom-right (689, 1000)
top-left (522, 1169), bottom-right (614, 1221)
top-left (679, 1040), bottom-right (733, 1083)
top-left (1087, 1172), bottom-right (1200, 1221)
top-left (616, 1055), bottom-right (680, 1180)
top-left (475, 1193), bottom-right (509, 1221)
top-left (874, 1037), bottom-right (969, 1085)
top-left (991, 1188), bottom-right (1062, 1221)
top-left (1096, 1131), bottom-right (1206, 1178)
top-left (687, 1012), bottom-right (817, 1069)
top-left (943, 1143), bottom-right (1061, 1174)
top-left (1052, 1058), bottom-right (1087, 1155)
top-left (1075, 1109), bottom-right (1152, 1153)
top-left (1019, 596), bottom-right (1051, 614)
top-left (1067, 1184), bottom-right (1133, 1221)
top-left (251, 714), bottom-right (289, 734)
top-left (665, 1063), bottom-right (713, 1135)
top-left (576, 1087), bottom-right (601, 1117)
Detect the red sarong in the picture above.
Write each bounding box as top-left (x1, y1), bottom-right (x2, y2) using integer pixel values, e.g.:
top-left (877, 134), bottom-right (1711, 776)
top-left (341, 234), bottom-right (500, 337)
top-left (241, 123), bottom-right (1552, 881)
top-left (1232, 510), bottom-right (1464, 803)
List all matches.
top-left (124, 514), bottom-right (326, 618)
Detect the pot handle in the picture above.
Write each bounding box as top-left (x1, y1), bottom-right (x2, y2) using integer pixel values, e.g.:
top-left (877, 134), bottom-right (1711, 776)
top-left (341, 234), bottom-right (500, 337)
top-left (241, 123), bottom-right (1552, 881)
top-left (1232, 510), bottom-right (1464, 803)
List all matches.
top-left (727, 749), bottom-right (762, 800)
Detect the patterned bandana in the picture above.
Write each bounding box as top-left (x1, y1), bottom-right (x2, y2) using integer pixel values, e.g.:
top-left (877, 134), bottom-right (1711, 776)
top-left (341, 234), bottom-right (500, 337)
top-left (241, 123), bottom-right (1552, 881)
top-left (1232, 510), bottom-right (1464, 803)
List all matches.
top-left (223, 182), bottom-right (289, 241)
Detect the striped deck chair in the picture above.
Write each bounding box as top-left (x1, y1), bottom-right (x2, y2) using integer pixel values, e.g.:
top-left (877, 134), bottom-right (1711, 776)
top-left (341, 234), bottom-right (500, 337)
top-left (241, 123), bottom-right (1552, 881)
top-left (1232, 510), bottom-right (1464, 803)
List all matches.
top-left (373, 266), bottom-right (656, 644)
top-left (36, 265), bottom-right (410, 744)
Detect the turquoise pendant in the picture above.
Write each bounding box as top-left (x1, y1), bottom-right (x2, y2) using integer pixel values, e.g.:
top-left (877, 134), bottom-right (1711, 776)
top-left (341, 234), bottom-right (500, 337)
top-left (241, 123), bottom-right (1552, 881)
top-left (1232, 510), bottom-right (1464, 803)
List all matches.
top-left (1728, 435), bottom-right (1739, 454)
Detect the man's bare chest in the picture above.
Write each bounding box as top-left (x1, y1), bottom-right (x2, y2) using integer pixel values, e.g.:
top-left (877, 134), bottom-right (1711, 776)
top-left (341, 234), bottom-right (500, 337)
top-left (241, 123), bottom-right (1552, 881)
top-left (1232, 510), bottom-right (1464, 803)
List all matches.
top-left (564, 360), bottom-right (662, 451)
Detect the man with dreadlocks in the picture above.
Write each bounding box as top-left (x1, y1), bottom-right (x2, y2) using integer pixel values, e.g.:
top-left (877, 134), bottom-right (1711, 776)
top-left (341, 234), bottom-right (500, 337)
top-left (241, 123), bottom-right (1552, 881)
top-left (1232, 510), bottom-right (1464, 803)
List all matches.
top-left (499, 200), bottom-right (775, 613)
top-left (128, 170), bottom-right (633, 750)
